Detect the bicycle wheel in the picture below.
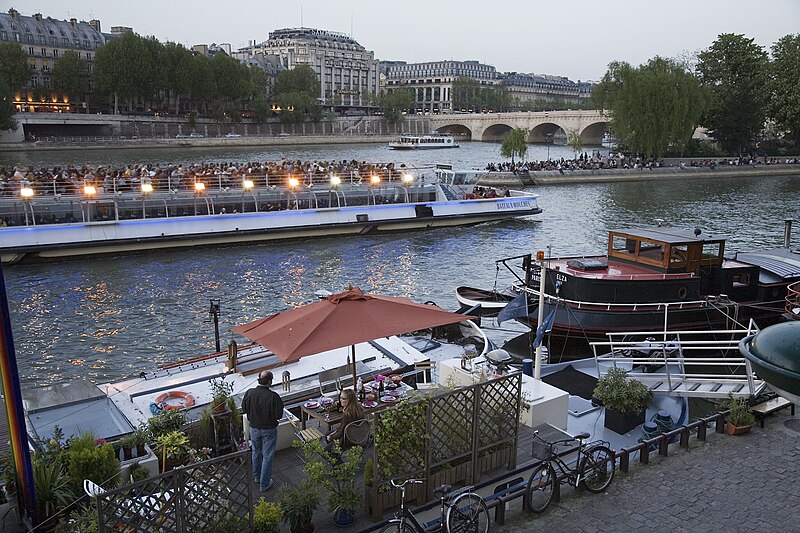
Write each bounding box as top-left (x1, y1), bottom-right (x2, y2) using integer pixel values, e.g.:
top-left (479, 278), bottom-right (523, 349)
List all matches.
top-left (579, 445), bottom-right (615, 493)
top-left (525, 463), bottom-right (556, 513)
top-left (379, 519), bottom-right (416, 533)
top-left (445, 492), bottom-right (489, 533)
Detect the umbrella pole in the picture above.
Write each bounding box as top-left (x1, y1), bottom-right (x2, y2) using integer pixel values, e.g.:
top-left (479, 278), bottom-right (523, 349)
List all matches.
top-left (351, 344), bottom-right (357, 388)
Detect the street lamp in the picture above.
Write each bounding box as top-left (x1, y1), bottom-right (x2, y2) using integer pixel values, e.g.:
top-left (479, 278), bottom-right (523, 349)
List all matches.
top-left (208, 299), bottom-right (221, 352)
top-left (544, 132), bottom-right (554, 161)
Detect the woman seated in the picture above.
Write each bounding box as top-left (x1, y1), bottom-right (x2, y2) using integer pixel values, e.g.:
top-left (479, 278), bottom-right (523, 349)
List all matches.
top-left (324, 389), bottom-right (365, 450)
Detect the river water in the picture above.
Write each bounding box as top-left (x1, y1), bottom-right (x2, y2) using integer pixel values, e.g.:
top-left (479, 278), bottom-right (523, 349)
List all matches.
top-left (3, 142), bottom-right (799, 388)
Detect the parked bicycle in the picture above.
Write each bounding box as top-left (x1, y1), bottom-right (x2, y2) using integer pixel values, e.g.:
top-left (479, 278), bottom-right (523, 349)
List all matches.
top-left (379, 478), bottom-right (490, 533)
top-left (526, 430), bottom-right (615, 513)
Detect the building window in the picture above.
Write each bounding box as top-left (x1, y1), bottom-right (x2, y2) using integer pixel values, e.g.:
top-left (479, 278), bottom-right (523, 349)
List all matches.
top-left (43, 77), bottom-right (50, 88)
top-left (41, 48), bottom-right (46, 56)
top-left (53, 49), bottom-right (59, 58)
top-left (28, 46), bottom-right (34, 55)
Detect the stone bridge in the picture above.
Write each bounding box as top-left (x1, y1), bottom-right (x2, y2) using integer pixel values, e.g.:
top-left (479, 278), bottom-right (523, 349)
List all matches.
top-left (428, 110), bottom-right (609, 144)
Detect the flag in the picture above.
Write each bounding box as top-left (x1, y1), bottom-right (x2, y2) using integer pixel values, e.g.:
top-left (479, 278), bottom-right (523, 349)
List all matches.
top-left (532, 308), bottom-right (556, 349)
top-left (497, 292), bottom-right (529, 325)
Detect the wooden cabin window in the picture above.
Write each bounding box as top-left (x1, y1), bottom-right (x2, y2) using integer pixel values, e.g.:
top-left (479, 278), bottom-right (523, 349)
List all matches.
top-left (732, 272), bottom-right (750, 288)
top-left (637, 240), bottom-right (666, 263)
top-left (670, 244), bottom-right (689, 264)
top-left (611, 235), bottom-right (636, 256)
top-left (702, 243), bottom-right (722, 260)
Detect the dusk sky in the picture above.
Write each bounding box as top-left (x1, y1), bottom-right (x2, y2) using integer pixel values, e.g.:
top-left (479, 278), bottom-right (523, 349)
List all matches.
top-left (20, 0), bottom-right (800, 81)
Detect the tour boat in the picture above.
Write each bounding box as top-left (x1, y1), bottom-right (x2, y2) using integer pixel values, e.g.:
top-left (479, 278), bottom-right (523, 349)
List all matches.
top-left (388, 134), bottom-right (460, 150)
top-left (0, 166), bottom-right (539, 264)
top-left (490, 222), bottom-right (800, 359)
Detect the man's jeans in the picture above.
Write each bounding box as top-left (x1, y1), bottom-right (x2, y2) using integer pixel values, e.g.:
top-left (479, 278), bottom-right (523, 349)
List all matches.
top-left (250, 427), bottom-right (278, 489)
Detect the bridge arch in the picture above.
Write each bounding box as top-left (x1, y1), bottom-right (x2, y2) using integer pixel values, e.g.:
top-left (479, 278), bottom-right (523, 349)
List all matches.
top-left (433, 123), bottom-right (472, 138)
top-left (529, 123), bottom-right (566, 143)
top-left (578, 121), bottom-right (607, 145)
top-left (480, 123), bottom-right (514, 142)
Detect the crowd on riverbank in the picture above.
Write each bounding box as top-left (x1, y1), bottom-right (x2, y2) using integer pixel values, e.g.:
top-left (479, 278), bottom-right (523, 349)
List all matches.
top-left (485, 153), bottom-right (799, 174)
top-left (0, 159), bottom-right (410, 196)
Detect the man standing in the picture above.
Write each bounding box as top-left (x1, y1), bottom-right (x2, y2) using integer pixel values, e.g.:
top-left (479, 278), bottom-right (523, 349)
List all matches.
top-left (242, 370), bottom-right (284, 491)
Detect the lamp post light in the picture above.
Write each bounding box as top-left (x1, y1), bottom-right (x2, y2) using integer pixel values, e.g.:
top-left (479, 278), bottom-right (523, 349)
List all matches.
top-left (20, 187), bottom-right (34, 226)
top-left (544, 132), bottom-right (554, 161)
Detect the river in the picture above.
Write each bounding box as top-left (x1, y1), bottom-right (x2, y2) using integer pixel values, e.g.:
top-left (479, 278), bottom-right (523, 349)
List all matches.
top-left (2, 142), bottom-right (799, 388)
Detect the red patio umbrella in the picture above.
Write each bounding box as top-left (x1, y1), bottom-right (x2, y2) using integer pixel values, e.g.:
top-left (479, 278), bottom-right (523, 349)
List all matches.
top-left (230, 287), bottom-right (474, 385)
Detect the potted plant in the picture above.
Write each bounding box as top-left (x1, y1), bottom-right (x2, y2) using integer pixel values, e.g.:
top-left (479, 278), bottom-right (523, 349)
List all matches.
top-left (724, 394), bottom-right (755, 435)
top-left (131, 427), bottom-right (148, 457)
top-left (209, 377), bottom-right (235, 414)
top-left (254, 496), bottom-right (282, 533)
top-left (118, 434), bottom-right (136, 461)
top-left (277, 479), bottom-right (321, 533)
top-left (593, 367), bottom-right (652, 435)
top-left (300, 439), bottom-right (362, 527)
top-left (32, 459), bottom-right (73, 532)
top-left (155, 430), bottom-right (190, 472)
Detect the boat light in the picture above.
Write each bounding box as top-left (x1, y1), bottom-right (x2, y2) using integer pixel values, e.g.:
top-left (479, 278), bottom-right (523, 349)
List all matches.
top-left (243, 179), bottom-right (254, 190)
top-left (288, 177), bottom-right (300, 188)
top-left (536, 250), bottom-right (545, 261)
top-left (401, 173), bottom-right (414, 184)
top-left (20, 187), bottom-right (34, 198)
top-left (370, 175), bottom-right (381, 185)
top-left (141, 182), bottom-right (153, 193)
top-left (330, 175), bottom-right (341, 186)
top-left (194, 182), bottom-right (206, 192)
top-left (83, 185), bottom-right (96, 196)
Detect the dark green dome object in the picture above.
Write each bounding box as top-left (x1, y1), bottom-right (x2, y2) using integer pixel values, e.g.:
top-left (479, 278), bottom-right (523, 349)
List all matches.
top-left (740, 322), bottom-right (800, 403)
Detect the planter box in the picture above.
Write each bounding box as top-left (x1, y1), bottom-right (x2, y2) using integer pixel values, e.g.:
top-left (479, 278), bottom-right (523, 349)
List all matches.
top-left (431, 461), bottom-right (470, 488)
top-left (478, 446), bottom-right (514, 474)
top-left (604, 408), bottom-right (645, 435)
top-left (725, 422), bottom-right (753, 435)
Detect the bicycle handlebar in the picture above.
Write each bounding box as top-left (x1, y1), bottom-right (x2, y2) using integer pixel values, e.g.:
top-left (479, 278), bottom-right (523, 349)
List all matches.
top-left (390, 478), bottom-right (424, 489)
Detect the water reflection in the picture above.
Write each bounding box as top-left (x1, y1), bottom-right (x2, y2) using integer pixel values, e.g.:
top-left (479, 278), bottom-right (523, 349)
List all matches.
top-left (4, 166), bottom-right (799, 387)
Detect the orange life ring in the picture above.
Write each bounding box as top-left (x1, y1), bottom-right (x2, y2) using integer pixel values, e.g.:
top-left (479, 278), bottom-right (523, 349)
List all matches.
top-left (154, 391), bottom-right (196, 411)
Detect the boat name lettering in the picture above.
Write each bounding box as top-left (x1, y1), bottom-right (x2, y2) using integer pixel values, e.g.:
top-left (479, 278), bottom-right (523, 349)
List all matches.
top-left (496, 200), bottom-right (531, 210)
top-left (532, 272), bottom-right (568, 283)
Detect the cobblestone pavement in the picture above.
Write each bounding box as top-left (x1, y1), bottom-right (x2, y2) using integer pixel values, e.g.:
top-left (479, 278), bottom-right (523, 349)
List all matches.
top-left (496, 410), bottom-right (800, 532)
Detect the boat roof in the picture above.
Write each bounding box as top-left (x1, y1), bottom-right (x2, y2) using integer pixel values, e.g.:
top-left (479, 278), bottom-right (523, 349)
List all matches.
top-left (611, 226), bottom-right (726, 244)
top-left (735, 247), bottom-right (800, 281)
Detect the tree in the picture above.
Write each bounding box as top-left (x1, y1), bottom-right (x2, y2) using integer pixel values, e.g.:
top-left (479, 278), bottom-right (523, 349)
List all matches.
top-left (273, 65), bottom-right (321, 122)
top-left (593, 57), bottom-right (706, 158)
top-left (500, 127), bottom-right (529, 164)
top-left (696, 33), bottom-right (769, 155)
top-left (94, 32), bottom-right (162, 114)
top-left (377, 89), bottom-right (414, 124)
top-left (452, 77), bottom-right (480, 112)
top-left (0, 42), bottom-right (29, 89)
top-left (52, 51), bottom-right (88, 104)
top-left (162, 42), bottom-right (194, 113)
top-left (766, 34), bottom-right (800, 151)
top-left (0, 84), bottom-right (15, 131)
top-left (567, 130), bottom-right (583, 158)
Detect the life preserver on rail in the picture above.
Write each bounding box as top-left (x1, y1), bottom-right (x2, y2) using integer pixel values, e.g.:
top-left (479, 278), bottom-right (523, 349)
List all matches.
top-left (154, 391), bottom-right (196, 411)
top-left (677, 287), bottom-right (688, 300)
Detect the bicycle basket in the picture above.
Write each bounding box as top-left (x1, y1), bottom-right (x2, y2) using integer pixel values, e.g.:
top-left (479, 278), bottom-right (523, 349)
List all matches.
top-left (531, 437), bottom-right (553, 461)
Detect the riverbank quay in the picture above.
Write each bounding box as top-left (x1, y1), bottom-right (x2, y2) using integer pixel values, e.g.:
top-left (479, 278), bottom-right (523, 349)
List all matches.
top-left (496, 408), bottom-right (800, 532)
top-left (475, 163), bottom-right (800, 187)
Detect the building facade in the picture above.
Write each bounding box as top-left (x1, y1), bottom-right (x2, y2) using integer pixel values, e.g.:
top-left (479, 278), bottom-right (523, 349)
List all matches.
top-left (499, 72), bottom-right (596, 105)
top-left (0, 8), bottom-right (118, 113)
top-left (384, 60), bottom-right (498, 114)
top-left (234, 28), bottom-right (380, 108)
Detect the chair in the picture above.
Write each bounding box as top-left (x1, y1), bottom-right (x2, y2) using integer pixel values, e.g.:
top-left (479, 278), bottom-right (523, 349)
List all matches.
top-left (344, 419), bottom-right (372, 449)
top-left (83, 479), bottom-right (106, 498)
top-left (414, 360), bottom-right (436, 389)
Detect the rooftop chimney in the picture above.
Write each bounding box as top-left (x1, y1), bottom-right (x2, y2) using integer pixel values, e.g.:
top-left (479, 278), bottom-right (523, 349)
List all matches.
top-left (70, 18), bottom-right (77, 28)
top-left (89, 19), bottom-right (101, 32)
top-left (9, 8), bottom-right (18, 19)
top-left (34, 13), bottom-right (42, 22)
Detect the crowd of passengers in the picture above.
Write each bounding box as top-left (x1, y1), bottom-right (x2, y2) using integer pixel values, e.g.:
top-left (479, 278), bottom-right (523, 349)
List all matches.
top-left (0, 160), bottom-right (406, 197)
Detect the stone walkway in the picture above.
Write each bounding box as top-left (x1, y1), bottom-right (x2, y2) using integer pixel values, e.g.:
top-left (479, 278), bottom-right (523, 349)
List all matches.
top-left (496, 410), bottom-right (800, 532)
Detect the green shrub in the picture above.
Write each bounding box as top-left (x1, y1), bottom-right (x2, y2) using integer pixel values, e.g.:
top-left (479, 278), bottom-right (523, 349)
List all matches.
top-left (148, 409), bottom-right (186, 442)
top-left (66, 440), bottom-right (120, 495)
top-left (726, 394), bottom-right (756, 427)
top-left (254, 497), bottom-right (282, 533)
top-left (54, 504), bottom-right (99, 533)
top-left (593, 367), bottom-right (651, 414)
top-left (33, 459), bottom-right (73, 523)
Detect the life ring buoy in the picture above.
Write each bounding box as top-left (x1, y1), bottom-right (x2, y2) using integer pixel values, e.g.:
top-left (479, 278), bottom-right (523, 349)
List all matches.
top-left (154, 391), bottom-right (196, 411)
top-left (677, 287), bottom-right (688, 300)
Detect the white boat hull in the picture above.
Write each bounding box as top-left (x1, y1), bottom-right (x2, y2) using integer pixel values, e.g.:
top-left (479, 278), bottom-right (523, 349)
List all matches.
top-left (1, 196), bottom-right (540, 263)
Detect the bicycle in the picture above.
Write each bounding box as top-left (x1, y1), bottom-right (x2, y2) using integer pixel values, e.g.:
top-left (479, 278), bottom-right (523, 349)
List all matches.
top-left (379, 478), bottom-right (490, 533)
top-left (526, 430), bottom-right (615, 513)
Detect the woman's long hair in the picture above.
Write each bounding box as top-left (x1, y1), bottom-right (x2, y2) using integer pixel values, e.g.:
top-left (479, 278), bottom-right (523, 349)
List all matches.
top-left (341, 388), bottom-right (364, 419)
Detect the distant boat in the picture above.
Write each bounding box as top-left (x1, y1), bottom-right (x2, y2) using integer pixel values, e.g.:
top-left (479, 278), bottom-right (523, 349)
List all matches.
top-left (389, 134), bottom-right (460, 150)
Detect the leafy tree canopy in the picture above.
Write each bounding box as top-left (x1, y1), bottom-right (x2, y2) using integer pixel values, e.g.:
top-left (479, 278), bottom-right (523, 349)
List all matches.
top-left (52, 50), bottom-right (89, 100)
top-left (593, 56), bottom-right (707, 158)
top-left (696, 33), bottom-right (769, 155)
top-left (0, 42), bottom-right (29, 89)
top-left (376, 89), bottom-right (414, 124)
top-left (500, 127), bottom-right (529, 164)
top-left (765, 33), bottom-right (800, 150)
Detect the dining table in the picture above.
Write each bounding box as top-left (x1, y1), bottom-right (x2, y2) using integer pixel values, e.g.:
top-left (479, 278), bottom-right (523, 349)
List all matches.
top-left (299, 379), bottom-right (413, 430)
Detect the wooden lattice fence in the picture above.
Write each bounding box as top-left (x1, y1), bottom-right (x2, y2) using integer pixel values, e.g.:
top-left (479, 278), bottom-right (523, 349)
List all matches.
top-left (368, 373), bottom-right (521, 519)
top-left (96, 450), bottom-right (252, 532)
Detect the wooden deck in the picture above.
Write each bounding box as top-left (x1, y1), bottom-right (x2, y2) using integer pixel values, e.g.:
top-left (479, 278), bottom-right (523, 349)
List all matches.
top-left (250, 421), bottom-right (569, 530)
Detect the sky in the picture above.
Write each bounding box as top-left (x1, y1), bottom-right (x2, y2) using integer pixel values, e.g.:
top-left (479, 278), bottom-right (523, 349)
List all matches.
top-left (16, 0), bottom-right (800, 81)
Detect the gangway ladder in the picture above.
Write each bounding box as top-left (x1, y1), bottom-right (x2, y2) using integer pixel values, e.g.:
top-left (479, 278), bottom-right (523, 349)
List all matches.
top-left (438, 183), bottom-right (459, 201)
top-left (591, 322), bottom-right (767, 400)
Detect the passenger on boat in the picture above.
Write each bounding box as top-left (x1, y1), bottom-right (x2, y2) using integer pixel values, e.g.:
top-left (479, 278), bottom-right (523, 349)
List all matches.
top-left (324, 388), bottom-right (364, 451)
